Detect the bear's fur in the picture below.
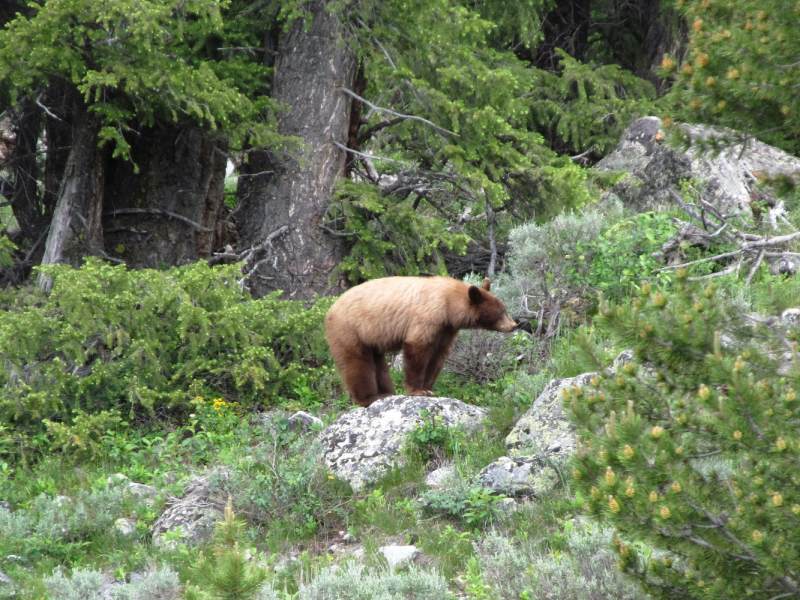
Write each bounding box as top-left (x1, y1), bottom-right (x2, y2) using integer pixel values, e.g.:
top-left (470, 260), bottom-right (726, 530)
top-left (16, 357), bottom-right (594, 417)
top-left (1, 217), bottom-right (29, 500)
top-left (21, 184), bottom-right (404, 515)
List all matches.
top-left (326, 276), bottom-right (516, 407)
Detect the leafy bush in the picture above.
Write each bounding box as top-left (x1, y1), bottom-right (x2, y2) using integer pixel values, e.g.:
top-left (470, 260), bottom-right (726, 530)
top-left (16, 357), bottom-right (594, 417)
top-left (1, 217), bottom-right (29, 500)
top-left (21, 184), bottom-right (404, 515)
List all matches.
top-left (501, 202), bottom-right (623, 330)
top-left (473, 526), bottom-right (649, 600)
top-left (44, 567), bottom-right (106, 600)
top-left (210, 427), bottom-right (348, 541)
top-left (0, 485), bottom-right (127, 562)
top-left (420, 485), bottom-right (506, 530)
top-left (571, 274), bottom-right (800, 599)
top-left (0, 259), bottom-right (333, 459)
top-left (299, 563), bottom-right (451, 600)
top-left (44, 565), bottom-right (181, 600)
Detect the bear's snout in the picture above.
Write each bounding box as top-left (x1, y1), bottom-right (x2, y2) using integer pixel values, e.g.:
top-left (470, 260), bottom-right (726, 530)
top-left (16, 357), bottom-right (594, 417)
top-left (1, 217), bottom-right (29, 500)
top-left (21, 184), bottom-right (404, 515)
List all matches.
top-left (497, 314), bottom-right (517, 333)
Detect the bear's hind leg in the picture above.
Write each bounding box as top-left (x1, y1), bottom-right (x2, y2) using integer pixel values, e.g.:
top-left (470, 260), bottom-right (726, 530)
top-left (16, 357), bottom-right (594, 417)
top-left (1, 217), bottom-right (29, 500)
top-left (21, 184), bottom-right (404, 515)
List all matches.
top-left (374, 351), bottom-right (395, 396)
top-left (402, 341), bottom-right (435, 397)
top-left (422, 331), bottom-right (458, 394)
top-left (341, 350), bottom-right (392, 407)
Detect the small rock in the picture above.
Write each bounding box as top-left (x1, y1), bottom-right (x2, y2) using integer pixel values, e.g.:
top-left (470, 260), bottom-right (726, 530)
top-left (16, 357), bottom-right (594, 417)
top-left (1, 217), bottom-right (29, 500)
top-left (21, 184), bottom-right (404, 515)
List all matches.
top-left (379, 545), bottom-right (420, 569)
top-left (497, 498), bottom-right (517, 513)
top-left (287, 411), bottom-right (324, 433)
top-left (327, 543), bottom-right (340, 554)
top-left (475, 455), bottom-right (558, 497)
top-left (115, 518), bottom-right (138, 536)
top-left (770, 255), bottom-right (800, 277)
top-left (108, 473), bottom-right (131, 488)
top-left (320, 395), bottom-right (486, 492)
top-left (0, 571), bottom-right (14, 594)
top-left (342, 533), bottom-right (359, 544)
top-left (125, 482), bottom-right (159, 505)
top-left (424, 465), bottom-right (459, 489)
top-left (99, 580), bottom-right (125, 600)
top-left (782, 308), bottom-right (800, 326)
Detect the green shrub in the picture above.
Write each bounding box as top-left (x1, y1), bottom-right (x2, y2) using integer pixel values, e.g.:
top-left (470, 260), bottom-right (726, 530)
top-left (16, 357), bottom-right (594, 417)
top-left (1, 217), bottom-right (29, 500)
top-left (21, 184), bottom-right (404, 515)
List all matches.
top-left (299, 563), bottom-right (451, 600)
top-left (209, 427), bottom-right (349, 542)
top-left (571, 275), bottom-right (800, 600)
top-left (500, 203), bottom-right (679, 329)
top-left (0, 485), bottom-right (128, 562)
top-left (473, 527), bottom-right (650, 600)
top-left (44, 565), bottom-right (181, 600)
top-left (44, 567), bottom-right (106, 600)
top-left (0, 259), bottom-right (333, 459)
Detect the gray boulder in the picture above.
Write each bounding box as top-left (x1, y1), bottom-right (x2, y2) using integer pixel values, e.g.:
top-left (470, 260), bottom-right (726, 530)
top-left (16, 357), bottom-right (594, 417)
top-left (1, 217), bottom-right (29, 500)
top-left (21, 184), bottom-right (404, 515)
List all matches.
top-left (505, 372), bottom-right (599, 461)
top-left (379, 545), bottom-right (420, 569)
top-left (597, 116), bottom-right (800, 215)
top-left (151, 469), bottom-right (228, 548)
top-left (475, 455), bottom-right (561, 498)
top-left (287, 411), bottom-right (324, 433)
top-left (319, 395), bottom-right (486, 492)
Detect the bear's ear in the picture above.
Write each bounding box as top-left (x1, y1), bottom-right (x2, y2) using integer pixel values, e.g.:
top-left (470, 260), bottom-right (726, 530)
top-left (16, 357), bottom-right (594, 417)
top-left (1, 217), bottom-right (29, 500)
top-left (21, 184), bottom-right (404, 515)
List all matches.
top-left (481, 278), bottom-right (491, 291)
top-left (468, 285), bottom-right (484, 305)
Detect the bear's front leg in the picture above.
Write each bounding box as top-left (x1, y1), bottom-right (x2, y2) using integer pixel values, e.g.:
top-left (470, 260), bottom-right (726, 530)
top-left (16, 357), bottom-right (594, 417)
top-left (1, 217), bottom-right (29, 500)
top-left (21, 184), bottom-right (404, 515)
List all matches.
top-left (402, 341), bottom-right (435, 396)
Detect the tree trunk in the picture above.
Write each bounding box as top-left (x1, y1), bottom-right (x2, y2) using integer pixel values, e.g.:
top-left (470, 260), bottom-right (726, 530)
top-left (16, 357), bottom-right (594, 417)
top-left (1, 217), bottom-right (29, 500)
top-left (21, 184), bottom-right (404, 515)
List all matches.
top-left (236, 0), bottom-right (357, 300)
top-left (102, 125), bottom-right (228, 269)
top-left (37, 98), bottom-right (105, 291)
top-left (5, 96), bottom-right (44, 244)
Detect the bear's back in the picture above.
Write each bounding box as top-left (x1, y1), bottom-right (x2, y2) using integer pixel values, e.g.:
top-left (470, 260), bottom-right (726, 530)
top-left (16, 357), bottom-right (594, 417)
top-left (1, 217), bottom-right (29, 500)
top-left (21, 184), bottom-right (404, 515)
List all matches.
top-left (326, 276), bottom-right (464, 351)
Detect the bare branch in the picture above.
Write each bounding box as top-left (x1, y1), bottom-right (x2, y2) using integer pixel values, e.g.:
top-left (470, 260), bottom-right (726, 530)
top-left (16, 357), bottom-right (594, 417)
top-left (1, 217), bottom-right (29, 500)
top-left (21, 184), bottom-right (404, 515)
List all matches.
top-left (104, 208), bottom-right (213, 232)
top-left (340, 88), bottom-right (458, 137)
top-left (744, 247), bottom-right (765, 285)
top-left (331, 140), bottom-right (415, 167)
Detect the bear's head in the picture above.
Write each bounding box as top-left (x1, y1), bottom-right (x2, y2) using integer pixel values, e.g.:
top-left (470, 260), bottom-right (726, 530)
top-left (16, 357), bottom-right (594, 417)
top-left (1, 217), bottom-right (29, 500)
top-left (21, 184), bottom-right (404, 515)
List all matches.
top-left (468, 278), bottom-right (517, 333)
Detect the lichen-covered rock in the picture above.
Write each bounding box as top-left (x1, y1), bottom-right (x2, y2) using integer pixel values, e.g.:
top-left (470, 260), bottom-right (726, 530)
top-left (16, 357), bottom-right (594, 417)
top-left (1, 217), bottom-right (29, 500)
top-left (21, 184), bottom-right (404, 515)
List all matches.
top-left (319, 395), bottom-right (486, 492)
top-left (474, 455), bottom-right (561, 497)
top-left (151, 469), bottom-right (228, 548)
top-left (505, 372), bottom-right (598, 460)
top-left (597, 116), bottom-right (800, 215)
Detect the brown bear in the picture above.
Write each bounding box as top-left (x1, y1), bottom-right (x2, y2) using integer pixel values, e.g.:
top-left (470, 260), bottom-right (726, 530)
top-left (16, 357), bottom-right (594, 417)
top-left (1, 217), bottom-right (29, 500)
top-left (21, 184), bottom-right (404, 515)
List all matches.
top-left (326, 276), bottom-right (517, 407)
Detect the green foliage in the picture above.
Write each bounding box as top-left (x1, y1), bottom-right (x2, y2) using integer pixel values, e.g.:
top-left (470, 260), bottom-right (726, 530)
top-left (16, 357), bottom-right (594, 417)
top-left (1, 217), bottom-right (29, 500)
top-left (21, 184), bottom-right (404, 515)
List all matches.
top-left (186, 497), bottom-right (270, 600)
top-left (530, 50), bottom-right (657, 156)
top-left (405, 410), bottom-right (466, 463)
top-left (213, 427), bottom-right (349, 543)
top-left (571, 276), bottom-right (800, 599)
top-left (44, 565), bottom-right (181, 600)
top-left (419, 485), bottom-right (506, 531)
top-left (586, 211), bottom-right (678, 301)
top-left (0, 484), bottom-right (129, 563)
top-left (0, 0), bottom-right (276, 158)
top-left (664, 0), bottom-right (800, 155)
top-left (299, 562), bottom-right (451, 600)
top-left (328, 180), bottom-right (467, 282)
top-left (473, 526), bottom-right (650, 600)
top-left (0, 236), bottom-right (15, 268)
top-left (0, 259), bottom-right (332, 461)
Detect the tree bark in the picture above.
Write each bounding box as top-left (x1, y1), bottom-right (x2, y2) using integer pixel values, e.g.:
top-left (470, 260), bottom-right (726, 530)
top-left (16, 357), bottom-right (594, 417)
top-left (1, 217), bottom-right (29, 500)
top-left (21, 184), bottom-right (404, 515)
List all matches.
top-left (236, 0), bottom-right (357, 300)
top-left (102, 125), bottom-right (228, 269)
top-left (5, 96), bottom-right (44, 243)
top-left (37, 98), bottom-right (105, 291)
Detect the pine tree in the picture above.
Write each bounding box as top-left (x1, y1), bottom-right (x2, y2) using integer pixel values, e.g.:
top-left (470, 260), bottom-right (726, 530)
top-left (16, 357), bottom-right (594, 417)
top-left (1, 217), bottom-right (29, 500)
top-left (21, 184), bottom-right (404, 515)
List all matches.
top-left (186, 497), bottom-right (269, 600)
top-left (663, 0), bottom-right (800, 155)
top-left (571, 272), bottom-right (800, 599)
